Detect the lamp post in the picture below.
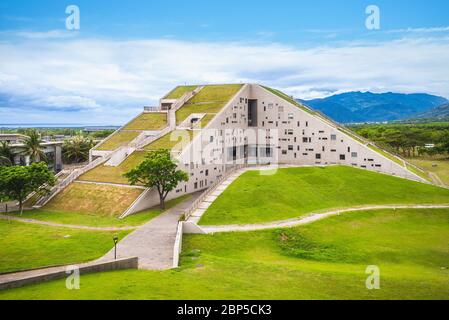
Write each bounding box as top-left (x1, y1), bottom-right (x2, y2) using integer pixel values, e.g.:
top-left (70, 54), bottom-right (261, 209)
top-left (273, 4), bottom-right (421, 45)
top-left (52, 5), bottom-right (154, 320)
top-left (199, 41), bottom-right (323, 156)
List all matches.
top-left (113, 235), bottom-right (119, 260)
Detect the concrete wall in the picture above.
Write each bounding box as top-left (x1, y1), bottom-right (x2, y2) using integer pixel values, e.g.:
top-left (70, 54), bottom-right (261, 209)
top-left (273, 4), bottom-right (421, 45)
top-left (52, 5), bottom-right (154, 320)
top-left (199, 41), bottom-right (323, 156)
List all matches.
top-left (122, 83), bottom-right (425, 215)
top-left (252, 85), bottom-right (422, 181)
top-left (0, 257), bottom-right (138, 291)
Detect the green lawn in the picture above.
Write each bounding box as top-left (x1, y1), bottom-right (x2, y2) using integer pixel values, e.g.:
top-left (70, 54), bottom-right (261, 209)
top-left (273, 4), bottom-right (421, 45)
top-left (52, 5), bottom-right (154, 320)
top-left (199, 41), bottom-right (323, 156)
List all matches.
top-left (2, 208), bottom-right (448, 299)
top-left (187, 84), bottom-right (243, 104)
top-left (13, 194), bottom-right (192, 227)
top-left (172, 84), bottom-right (243, 127)
top-left (408, 158), bottom-right (449, 187)
top-left (122, 113), bottom-right (167, 131)
top-left (144, 129), bottom-right (196, 152)
top-left (0, 220), bottom-right (129, 274)
top-left (95, 131), bottom-right (140, 151)
top-left (199, 166), bottom-right (449, 225)
top-left (44, 182), bottom-right (143, 217)
top-left (79, 150), bottom-right (148, 185)
top-left (165, 85), bottom-right (198, 99)
top-left (176, 102), bottom-right (224, 125)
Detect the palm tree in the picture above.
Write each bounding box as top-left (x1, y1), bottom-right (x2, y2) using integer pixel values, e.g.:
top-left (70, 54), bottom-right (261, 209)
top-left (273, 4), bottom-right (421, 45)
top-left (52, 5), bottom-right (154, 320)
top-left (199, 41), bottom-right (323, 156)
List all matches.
top-left (0, 141), bottom-right (14, 165)
top-left (0, 156), bottom-right (12, 166)
top-left (20, 130), bottom-right (46, 163)
top-left (62, 135), bottom-right (93, 163)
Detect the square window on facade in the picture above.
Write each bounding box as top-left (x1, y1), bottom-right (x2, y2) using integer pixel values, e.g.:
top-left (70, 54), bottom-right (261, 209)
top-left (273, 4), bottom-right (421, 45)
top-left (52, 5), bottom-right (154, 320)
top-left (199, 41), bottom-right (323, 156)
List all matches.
top-left (351, 152), bottom-right (358, 158)
top-left (331, 134), bottom-right (337, 141)
top-left (316, 153), bottom-right (321, 159)
top-left (340, 154), bottom-right (346, 160)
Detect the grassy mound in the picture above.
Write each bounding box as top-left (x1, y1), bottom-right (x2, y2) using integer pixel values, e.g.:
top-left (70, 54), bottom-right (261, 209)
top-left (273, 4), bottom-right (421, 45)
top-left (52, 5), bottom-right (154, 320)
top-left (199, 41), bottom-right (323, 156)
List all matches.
top-left (199, 166), bottom-right (449, 225)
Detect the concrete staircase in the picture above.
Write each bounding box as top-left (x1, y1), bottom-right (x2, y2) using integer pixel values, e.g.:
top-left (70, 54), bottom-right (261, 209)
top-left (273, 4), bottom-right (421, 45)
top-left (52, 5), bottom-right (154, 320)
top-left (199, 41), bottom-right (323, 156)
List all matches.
top-left (104, 146), bottom-right (135, 167)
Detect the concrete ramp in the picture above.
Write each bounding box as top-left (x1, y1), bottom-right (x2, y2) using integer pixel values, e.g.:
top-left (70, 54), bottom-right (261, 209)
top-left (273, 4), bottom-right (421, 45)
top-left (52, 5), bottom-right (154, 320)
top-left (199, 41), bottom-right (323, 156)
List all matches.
top-left (99, 192), bottom-right (202, 270)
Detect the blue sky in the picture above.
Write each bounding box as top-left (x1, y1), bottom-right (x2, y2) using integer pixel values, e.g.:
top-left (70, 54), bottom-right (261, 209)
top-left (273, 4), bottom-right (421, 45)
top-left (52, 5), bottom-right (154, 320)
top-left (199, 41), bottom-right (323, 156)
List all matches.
top-left (1, 0), bottom-right (449, 125)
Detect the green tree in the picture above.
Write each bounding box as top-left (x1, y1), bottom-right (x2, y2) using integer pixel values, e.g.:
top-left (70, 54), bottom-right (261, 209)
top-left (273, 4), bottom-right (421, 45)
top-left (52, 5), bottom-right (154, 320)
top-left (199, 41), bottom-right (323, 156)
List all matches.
top-left (0, 162), bottom-right (56, 214)
top-left (0, 141), bottom-right (15, 165)
top-left (20, 130), bottom-right (46, 163)
top-left (62, 135), bottom-right (94, 163)
top-left (124, 149), bottom-right (189, 209)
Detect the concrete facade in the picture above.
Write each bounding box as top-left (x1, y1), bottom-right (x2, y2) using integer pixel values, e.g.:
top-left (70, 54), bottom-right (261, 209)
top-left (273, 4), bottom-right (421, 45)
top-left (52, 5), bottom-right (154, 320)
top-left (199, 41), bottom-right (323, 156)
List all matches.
top-left (123, 83), bottom-right (425, 214)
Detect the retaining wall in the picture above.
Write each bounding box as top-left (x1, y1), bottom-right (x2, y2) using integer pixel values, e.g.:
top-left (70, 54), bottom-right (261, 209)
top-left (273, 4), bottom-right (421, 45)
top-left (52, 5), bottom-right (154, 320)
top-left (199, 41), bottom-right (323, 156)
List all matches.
top-left (0, 257), bottom-right (138, 291)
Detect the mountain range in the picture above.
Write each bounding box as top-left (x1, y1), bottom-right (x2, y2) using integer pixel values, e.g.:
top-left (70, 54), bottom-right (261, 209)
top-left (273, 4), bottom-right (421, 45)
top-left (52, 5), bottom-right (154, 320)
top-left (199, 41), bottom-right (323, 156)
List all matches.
top-left (412, 103), bottom-right (449, 120)
top-left (299, 92), bottom-right (448, 123)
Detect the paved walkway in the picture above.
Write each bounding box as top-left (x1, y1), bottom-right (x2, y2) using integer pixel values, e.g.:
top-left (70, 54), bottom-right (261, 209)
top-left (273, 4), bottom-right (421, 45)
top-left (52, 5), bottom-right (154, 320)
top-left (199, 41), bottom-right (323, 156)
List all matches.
top-left (0, 214), bottom-right (136, 231)
top-left (0, 193), bottom-right (203, 288)
top-left (98, 191), bottom-right (203, 270)
top-left (199, 204), bottom-right (449, 234)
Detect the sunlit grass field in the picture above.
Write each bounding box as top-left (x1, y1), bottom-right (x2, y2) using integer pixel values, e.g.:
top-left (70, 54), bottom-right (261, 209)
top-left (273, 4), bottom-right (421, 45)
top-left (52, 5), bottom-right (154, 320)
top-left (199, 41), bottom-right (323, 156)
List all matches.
top-left (2, 208), bottom-right (448, 299)
top-left (200, 166), bottom-right (449, 225)
top-left (0, 220), bottom-right (129, 274)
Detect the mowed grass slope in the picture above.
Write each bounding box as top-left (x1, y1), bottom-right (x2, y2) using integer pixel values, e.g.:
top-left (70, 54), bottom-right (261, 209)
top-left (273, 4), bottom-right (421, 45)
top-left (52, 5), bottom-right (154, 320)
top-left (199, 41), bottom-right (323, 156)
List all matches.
top-left (0, 220), bottom-right (129, 273)
top-left (165, 85), bottom-right (198, 99)
top-left (176, 84), bottom-right (243, 126)
top-left (122, 113), bottom-right (167, 131)
top-left (2, 208), bottom-right (448, 299)
top-left (200, 166), bottom-right (449, 225)
top-left (16, 194), bottom-right (192, 228)
top-left (95, 131), bottom-right (140, 151)
top-left (187, 84), bottom-right (243, 104)
top-left (44, 183), bottom-right (143, 217)
top-left (144, 129), bottom-right (196, 152)
top-left (79, 150), bottom-right (148, 185)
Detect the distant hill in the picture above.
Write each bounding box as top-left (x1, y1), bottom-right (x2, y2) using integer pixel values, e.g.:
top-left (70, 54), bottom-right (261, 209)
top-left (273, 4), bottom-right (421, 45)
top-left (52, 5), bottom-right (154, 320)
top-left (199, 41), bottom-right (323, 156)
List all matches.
top-left (410, 103), bottom-right (449, 120)
top-left (299, 92), bottom-right (448, 123)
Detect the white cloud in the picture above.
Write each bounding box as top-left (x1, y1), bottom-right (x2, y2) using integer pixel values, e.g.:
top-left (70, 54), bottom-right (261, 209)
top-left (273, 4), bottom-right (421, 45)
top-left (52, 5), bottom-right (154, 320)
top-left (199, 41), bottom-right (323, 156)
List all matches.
top-left (0, 29), bottom-right (78, 39)
top-left (0, 35), bottom-right (448, 124)
top-left (387, 26), bottom-right (449, 34)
